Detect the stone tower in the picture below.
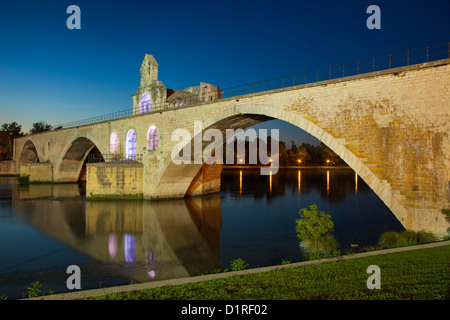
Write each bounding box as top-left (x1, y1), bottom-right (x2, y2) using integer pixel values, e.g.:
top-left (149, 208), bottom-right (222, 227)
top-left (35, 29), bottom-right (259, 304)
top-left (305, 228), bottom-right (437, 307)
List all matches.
top-left (140, 54), bottom-right (159, 86)
top-left (133, 54), bottom-right (167, 114)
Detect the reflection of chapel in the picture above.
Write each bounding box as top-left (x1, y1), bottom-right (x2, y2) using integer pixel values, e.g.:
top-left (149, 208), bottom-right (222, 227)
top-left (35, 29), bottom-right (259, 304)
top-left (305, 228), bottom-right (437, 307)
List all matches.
top-left (132, 54), bottom-right (221, 115)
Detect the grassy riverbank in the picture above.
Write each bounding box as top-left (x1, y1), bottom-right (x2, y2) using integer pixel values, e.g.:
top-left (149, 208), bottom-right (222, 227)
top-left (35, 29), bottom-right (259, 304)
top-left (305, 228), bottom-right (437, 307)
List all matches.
top-left (90, 244), bottom-right (449, 300)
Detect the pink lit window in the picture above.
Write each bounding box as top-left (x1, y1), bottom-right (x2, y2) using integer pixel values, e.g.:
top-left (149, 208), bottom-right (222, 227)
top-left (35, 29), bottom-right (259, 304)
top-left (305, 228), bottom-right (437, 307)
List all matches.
top-left (110, 132), bottom-right (118, 154)
top-left (147, 125), bottom-right (159, 150)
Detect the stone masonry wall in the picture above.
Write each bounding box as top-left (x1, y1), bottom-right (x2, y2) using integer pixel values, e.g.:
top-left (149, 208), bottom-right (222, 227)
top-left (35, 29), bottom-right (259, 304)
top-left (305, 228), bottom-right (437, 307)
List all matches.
top-left (19, 162), bottom-right (53, 182)
top-left (86, 162), bottom-right (143, 198)
top-left (0, 161), bottom-right (18, 175)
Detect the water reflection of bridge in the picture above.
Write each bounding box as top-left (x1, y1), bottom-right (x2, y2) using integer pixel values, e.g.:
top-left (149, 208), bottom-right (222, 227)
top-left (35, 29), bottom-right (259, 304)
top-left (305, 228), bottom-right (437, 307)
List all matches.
top-left (12, 183), bottom-right (222, 283)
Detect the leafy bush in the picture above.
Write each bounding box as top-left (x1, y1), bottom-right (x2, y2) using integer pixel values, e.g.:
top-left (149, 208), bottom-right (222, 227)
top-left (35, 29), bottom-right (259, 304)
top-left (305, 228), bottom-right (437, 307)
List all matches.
top-left (416, 231), bottom-right (438, 244)
top-left (296, 205), bottom-right (334, 242)
top-left (378, 230), bottom-right (437, 248)
top-left (296, 204), bottom-right (338, 252)
top-left (307, 249), bottom-right (341, 261)
top-left (16, 174), bottom-right (30, 185)
top-left (308, 250), bottom-right (325, 260)
top-left (230, 258), bottom-right (249, 271)
top-left (378, 232), bottom-right (399, 248)
top-left (27, 281), bottom-right (42, 298)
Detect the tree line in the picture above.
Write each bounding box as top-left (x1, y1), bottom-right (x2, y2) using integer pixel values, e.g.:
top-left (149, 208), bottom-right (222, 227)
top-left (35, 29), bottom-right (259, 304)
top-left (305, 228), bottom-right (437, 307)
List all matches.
top-left (0, 122), bottom-right (52, 160)
top-left (226, 138), bottom-right (347, 167)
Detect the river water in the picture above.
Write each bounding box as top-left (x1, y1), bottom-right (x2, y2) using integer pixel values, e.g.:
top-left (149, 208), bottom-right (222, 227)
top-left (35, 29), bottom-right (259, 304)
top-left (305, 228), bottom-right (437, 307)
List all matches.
top-left (0, 167), bottom-right (404, 299)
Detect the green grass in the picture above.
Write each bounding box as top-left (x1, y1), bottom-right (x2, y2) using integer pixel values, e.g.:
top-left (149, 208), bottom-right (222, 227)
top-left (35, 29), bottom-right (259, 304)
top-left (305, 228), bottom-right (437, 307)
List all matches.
top-left (90, 245), bottom-right (450, 300)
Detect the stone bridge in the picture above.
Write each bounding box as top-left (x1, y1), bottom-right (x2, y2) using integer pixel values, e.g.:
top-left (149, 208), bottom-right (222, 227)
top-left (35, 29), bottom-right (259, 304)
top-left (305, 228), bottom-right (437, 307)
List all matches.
top-left (12, 55), bottom-right (450, 235)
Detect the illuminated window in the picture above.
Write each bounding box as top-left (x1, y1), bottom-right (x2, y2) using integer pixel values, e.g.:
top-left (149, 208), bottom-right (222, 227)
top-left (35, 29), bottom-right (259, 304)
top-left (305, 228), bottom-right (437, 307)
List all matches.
top-left (139, 93), bottom-right (151, 113)
top-left (126, 129), bottom-right (137, 159)
top-left (110, 131), bottom-right (118, 154)
top-left (147, 125), bottom-right (159, 150)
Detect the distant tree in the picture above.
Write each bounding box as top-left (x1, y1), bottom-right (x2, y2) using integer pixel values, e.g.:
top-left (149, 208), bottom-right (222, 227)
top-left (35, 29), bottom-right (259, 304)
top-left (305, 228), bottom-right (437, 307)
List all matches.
top-left (1, 122), bottom-right (23, 138)
top-left (278, 140), bottom-right (289, 165)
top-left (0, 122), bottom-right (24, 160)
top-left (288, 144), bottom-right (311, 165)
top-left (296, 146), bottom-right (311, 164)
top-left (30, 122), bottom-right (52, 134)
top-left (0, 131), bottom-right (9, 160)
top-left (319, 142), bottom-right (343, 165)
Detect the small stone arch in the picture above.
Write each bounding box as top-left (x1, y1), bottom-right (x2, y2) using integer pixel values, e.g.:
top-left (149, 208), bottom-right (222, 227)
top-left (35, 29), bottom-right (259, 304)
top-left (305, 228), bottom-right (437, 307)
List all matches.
top-left (147, 125), bottom-right (159, 151)
top-left (57, 137), bottom-right (104, 182)
top-left (20, 140), bottom-right (39, 163)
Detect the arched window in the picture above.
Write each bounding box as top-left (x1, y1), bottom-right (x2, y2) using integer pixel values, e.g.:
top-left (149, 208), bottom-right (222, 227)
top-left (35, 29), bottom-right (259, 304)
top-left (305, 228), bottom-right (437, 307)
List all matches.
top-left (139, 93), bottom-right (151, 114)
top-left (110, 132), bottom-right (118, 154)
top-left (147, 125), bottom-right (159, 151)
top-left (126, 129), bottom-right (137, 159)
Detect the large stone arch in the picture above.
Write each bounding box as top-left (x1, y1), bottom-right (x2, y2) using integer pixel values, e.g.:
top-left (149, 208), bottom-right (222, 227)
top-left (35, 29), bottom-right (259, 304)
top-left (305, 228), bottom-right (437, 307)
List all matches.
top-left (152, 104), bottom-right (415, 230)
top-left (55, 137), bottom-right (104, 182)
top-left (19, 140), bottom-right (39, 163)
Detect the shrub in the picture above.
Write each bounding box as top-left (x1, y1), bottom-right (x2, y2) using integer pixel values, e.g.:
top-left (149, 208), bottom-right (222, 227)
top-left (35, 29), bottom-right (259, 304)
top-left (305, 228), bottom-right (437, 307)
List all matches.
top-left (230, 258), bottom-right (249, 271)
top-left (27, 281), bottom-right (42, 298)
top-left (296, 204), bottom-right (338, 252)
top-left (416, 231), bottom-right (438, 244)
top-left (16, 174), bottom-right (30, 185)
top-left (378, 231), bottom-right (399, 248)
top-left (378, 230), bottom-right (437, 248)
top-left (307, 249), bottom-right (341, 261)
top-left (308, 250), bottom-right (324, 260)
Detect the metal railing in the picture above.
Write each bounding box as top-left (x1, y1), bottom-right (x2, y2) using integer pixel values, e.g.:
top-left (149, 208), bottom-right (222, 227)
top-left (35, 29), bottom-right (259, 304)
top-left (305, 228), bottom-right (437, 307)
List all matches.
top-left (55, 42), bottom-right (449, 130)
top-left (220, 42), bottom-right (449, 98)
top-left (85, 153), bottom-right (143, 163)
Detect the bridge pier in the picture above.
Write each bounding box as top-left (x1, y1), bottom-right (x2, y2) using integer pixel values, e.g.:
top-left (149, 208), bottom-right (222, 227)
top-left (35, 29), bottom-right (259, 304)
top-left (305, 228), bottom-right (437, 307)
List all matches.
top-left (86, 161), bottom-right (143, 199)
top-left (19, 162), bottom-right (53, 182)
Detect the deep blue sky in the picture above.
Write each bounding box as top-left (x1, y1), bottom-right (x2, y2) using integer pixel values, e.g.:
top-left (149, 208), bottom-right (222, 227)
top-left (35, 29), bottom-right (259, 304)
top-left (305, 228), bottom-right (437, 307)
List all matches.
top-left (0, 0), bottom-right (449, 145)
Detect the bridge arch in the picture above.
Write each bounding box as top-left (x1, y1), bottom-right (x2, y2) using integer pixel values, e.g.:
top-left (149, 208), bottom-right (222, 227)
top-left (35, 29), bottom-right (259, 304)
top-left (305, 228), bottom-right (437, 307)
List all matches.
top-left (154, 104), bottom-right (410, 229)
top-left (19, 140), bottom-right (39, 163)
top-left (150, 112), bottom-right (272, 199)
top-left (56, 136), bottom-right (104, 182)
